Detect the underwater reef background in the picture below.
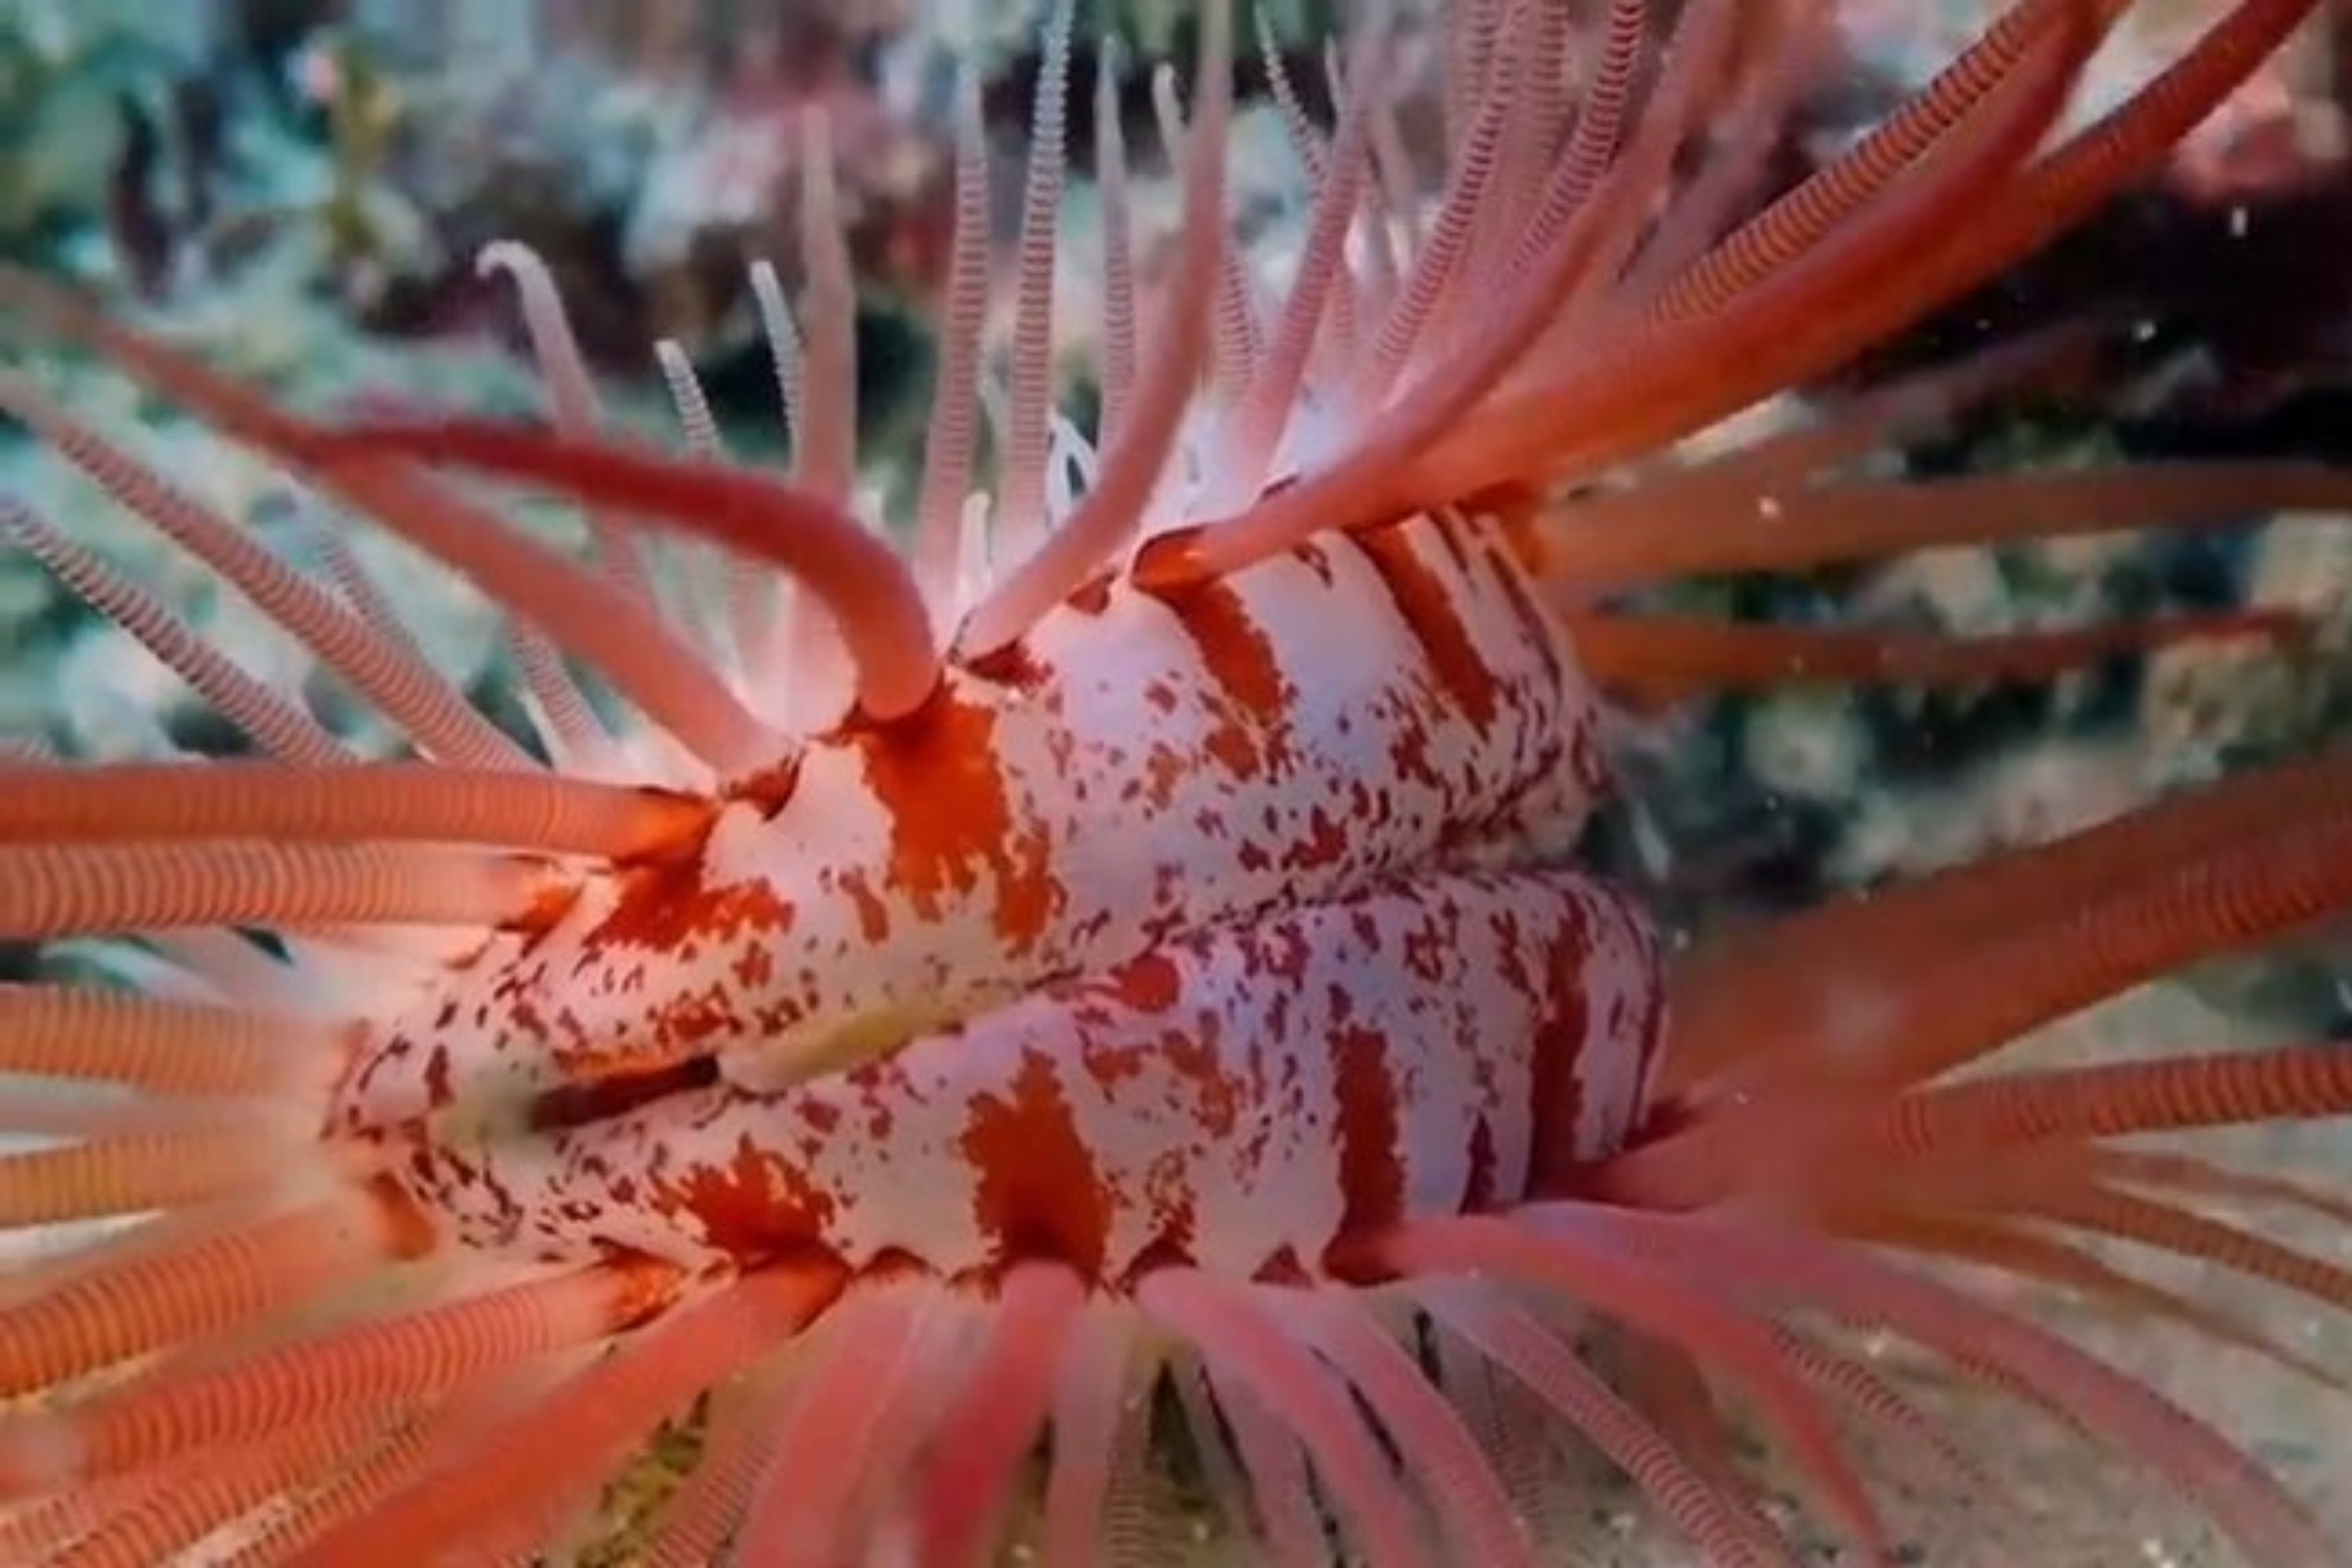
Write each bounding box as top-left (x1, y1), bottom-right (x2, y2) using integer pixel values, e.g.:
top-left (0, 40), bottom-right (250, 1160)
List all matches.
top-left (1, 3), bottom-right (2350, 1560)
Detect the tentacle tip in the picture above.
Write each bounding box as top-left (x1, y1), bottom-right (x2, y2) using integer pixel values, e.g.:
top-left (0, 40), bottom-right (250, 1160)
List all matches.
top-left (629, 787), bottom-right (725, 864)
top-left (476, 238), bottom-right (530, 279)
top-left (1128, 528), bottom-right (1207, 595)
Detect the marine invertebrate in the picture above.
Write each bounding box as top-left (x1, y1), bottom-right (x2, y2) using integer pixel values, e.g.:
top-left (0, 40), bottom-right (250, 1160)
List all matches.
top-left (0, 3), bottom-right (2349, 1566)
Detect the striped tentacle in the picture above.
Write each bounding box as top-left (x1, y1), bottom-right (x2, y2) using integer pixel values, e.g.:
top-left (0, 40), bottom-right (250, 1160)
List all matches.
top-left (0, 741), bottom-right (691, 1506)
top-left (0, 745), bottom-right (726, 1554)
top-left (1554, 1203), bottom-right (2336, 1565)
top-left (1490, 0), bottom-right (2340, 691)
top-left (1124, 0), bottom-right (2338, 706)
top-left (1570, 742), bottom-right (2352, 1562)
top-left (272, 1260), bottom-right (843, 1568)
top-left (1397, 0), bottom-right (2317, 504)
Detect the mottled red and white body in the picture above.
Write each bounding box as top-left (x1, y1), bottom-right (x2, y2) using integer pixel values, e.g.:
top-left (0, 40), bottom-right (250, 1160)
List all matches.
top-left (342, 507), bottom-right (1610, 1130)
top-left (393, 870), bottom-right (1663, 1274)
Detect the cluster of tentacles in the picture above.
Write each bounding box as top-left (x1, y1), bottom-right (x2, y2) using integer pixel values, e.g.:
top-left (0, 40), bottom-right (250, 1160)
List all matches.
top-left (0, 0), bottom-right (2345, 1565)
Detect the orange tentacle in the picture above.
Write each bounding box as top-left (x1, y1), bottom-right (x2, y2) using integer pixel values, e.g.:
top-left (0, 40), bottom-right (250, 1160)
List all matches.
top-left (1663, 749), bottom-right (2352, 1098)
top-left (1833, 1209), bottom-right (2344, 1389)
top-left (280, 418), bottom-right (941, 725)
top-left (906, 1262), bottom-right (1088, 1568)
top-left (0, 1189), bottom-right (414, 1397)
top-left (1569, 1203), bottom-right (2332, 1565)
top-left (0, 840), bottom-right (564, 939)
top-left (1541, 461), bottom-right (2352, 593)
top-left (0, 987), bottom-right (351, 1099)
top-left (0, 265), bottom-right (792, 762)
top-left (1378, 1213), bottom-right (1888, 1560)
top-left (1396, 0), bottom-right (2105, 506)
top-left (0, 1260), bottom-right (676, 1494)
top-left (289, 1260), bottom-right (841, 1568)
top-left (1565, 606), bottom-right (2302, 707)
top-left (0, 760), bottom-right (710, 860)
top-left (953, 0), bottom-right (1233, 656)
